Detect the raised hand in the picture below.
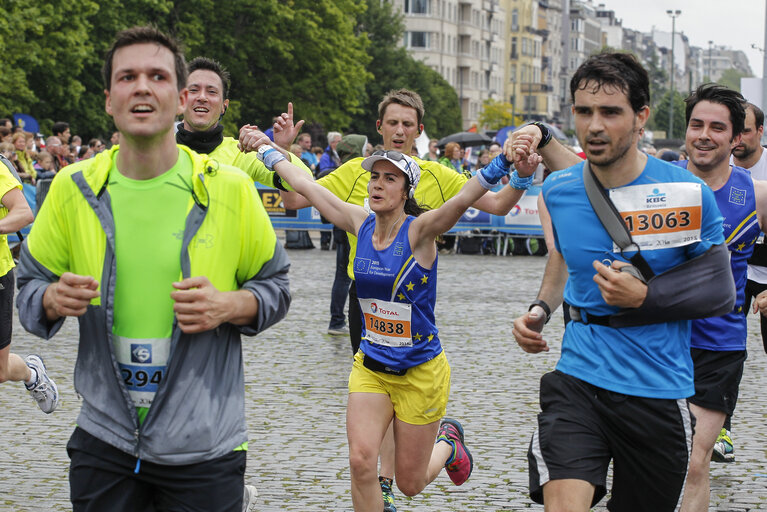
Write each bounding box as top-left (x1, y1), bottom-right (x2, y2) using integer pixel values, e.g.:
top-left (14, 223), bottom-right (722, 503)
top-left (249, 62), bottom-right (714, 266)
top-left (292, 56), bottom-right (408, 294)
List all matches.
top-left (272, 102), bottom-right (305, 150)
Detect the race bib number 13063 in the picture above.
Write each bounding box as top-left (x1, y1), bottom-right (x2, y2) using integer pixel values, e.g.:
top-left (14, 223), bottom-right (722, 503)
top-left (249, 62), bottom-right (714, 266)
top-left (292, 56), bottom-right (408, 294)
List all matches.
top-left (610, 183), bottom-right (702, 250)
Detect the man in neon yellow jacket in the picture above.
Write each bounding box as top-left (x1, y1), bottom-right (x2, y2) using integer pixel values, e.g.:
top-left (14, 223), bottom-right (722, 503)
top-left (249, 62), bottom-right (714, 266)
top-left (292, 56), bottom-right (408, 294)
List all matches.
top-left (175, 56), bottom-right (309, 186)
top-left (16, 27), bottom-right (290, 512)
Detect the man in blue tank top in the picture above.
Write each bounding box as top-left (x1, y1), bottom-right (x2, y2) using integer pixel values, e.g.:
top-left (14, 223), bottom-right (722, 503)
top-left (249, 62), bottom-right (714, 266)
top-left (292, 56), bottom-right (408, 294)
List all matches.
top-left (674, 85), bottom-right (767, 511)
top-left (511, 54), bottom-right (731, 511)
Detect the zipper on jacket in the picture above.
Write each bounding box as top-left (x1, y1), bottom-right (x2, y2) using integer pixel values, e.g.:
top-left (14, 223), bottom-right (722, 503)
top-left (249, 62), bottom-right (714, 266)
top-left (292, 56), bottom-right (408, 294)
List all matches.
top-left (134, 428), bottom-right (141, 473)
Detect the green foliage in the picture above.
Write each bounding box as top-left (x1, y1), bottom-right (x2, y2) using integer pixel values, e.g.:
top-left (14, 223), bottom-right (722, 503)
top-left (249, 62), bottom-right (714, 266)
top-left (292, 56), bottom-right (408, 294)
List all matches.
top-left (651, 90), bottom-right (686, 139)
top-left (717, 68), bottom-right (750, 92)
top-left (479, 99), bottom-right (524, 130)
top-left (179, 0), bottom-right (371, 131)
top-left (0, 0), bottom-right (461, 143)
top-left (0, 0), bottom-right (99, 131)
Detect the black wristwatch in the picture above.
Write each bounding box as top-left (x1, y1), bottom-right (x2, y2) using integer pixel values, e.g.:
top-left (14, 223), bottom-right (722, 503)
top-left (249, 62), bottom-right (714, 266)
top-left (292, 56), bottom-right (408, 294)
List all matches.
top-left (530, 122), bottom-right (552, 149)
top-left (528, 299), bottom-right (551, 324)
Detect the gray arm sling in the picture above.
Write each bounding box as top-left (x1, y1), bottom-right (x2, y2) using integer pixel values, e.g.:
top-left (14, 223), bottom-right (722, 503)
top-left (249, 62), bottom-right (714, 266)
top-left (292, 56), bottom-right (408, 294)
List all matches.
top-left (582, 162), bottom-right (736, 327)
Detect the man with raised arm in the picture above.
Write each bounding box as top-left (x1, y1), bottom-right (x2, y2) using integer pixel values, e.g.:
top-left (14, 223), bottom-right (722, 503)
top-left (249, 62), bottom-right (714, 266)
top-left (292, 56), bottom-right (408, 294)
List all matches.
top-left (511, 54), bottom-right (733, 511)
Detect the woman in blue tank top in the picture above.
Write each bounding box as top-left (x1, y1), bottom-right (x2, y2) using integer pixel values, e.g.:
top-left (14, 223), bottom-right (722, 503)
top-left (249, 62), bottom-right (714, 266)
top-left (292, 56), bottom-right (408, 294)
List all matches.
top-left (251, 136), bottom-right (520, 511)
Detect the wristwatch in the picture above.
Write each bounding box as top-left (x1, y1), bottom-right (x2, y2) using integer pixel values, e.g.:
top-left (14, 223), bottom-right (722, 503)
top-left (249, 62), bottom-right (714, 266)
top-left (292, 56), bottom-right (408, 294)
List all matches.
top-left (529, 122), bottom-right (552, 149)
top-left (528, 299), bottom-right (551, 324)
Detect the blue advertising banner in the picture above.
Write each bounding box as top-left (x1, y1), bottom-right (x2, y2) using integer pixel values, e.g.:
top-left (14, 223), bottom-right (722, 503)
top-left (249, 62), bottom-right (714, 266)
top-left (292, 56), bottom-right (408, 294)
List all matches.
top-left (255, 183), bottom-right (543, 236)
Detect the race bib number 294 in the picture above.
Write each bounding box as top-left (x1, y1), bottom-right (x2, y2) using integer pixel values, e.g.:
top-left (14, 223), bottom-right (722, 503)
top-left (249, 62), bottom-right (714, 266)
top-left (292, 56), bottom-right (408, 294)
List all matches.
top-left (610, 183), bottom-right (702, 250)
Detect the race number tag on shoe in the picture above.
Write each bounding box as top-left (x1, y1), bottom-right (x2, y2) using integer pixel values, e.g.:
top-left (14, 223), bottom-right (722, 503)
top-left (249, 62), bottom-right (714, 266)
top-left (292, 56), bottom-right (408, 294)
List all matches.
top-left (610, 183), bottom-right (702, 251)
top-left (358, 298), bottom-right (413, 347)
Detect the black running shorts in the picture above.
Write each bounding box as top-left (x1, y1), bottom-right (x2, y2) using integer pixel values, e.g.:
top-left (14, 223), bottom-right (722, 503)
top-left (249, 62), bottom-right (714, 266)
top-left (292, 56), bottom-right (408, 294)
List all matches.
top-left (67, 427), bottom-right (246, 512)
top-left (689, 348), bottom-right (746, 415)
top-left (0, 271), bottom-right (14, 350)
top-left (528, 370), bottom-right (692, 510)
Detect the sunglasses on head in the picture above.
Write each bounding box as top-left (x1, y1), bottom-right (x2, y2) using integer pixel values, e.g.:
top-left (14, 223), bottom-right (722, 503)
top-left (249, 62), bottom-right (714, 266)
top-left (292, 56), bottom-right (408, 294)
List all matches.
top-left (372, 150), bottom-right (406, 161)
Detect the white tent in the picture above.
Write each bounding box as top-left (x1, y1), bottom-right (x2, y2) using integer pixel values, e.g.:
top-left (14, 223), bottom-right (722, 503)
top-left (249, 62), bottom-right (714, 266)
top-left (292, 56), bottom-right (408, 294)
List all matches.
top-left (414, 129), bottom-right (431, 158)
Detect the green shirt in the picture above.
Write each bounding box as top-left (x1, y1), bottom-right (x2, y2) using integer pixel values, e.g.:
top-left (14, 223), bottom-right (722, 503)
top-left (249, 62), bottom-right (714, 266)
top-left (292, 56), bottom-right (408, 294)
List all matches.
top-left (110, 151), bottom-right (192, 424)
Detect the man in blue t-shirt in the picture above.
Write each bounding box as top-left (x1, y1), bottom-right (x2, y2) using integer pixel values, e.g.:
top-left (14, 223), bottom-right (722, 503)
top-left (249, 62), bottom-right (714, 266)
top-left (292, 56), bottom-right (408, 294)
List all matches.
top-left (512, 53), bottom-right (730, 512)
top-left (513, 81), bottom-right (767, 511)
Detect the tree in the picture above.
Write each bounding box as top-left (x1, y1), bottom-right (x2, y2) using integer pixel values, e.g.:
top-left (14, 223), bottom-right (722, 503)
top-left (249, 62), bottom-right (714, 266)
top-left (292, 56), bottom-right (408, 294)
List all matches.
top-left (652, 90), bottom-right (686, 139)
top-left (478, 99), bottom-right (524, 130)
top-left (0, 0), bottom-right (100, 134)
top-left (177, 0), bottom-right (372, 133)
top-left (718, 68), bottom-right (750, 92)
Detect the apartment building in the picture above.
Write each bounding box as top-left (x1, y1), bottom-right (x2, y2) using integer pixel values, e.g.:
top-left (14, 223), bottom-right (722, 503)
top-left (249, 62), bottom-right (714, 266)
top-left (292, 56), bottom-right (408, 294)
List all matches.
top-left (396, 0), bottom-right (507, 129)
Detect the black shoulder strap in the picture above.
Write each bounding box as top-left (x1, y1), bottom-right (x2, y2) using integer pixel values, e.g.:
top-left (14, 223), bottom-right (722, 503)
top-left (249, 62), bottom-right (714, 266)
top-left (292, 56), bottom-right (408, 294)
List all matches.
top-left (582, 161), bottom-right (654, 281)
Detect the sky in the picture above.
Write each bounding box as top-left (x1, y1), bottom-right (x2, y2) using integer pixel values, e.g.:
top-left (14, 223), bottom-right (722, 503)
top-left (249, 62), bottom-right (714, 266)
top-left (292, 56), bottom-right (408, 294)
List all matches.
top-left (597, 0), bottom-right (766, 77)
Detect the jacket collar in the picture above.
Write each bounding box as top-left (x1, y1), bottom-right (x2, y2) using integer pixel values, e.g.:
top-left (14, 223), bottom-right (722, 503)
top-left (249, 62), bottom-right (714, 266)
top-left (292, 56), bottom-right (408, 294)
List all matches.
top-left (78, 144), bottom-right (214, 205)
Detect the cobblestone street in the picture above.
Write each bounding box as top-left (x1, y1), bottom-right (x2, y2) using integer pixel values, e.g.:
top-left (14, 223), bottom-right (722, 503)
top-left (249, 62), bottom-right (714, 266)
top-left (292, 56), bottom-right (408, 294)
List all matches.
top-left (2, 236), bottom-right (766, 511)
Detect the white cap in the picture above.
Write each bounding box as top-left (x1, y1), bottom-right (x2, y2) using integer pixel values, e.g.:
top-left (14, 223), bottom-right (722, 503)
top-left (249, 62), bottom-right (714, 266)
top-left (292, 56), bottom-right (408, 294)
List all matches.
top-left (361, 150), bottom-right (421, 189)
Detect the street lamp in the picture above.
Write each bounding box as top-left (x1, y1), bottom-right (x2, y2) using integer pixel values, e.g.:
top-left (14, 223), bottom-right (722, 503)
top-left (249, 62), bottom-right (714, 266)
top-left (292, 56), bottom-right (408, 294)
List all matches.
top-left (667, 9), bottom-right (681, 139)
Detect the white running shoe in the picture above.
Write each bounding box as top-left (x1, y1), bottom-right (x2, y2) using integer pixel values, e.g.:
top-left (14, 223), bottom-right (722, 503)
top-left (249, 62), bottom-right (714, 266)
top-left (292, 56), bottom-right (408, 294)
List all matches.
top-left (25, 355), bottom-right (59, 414)
top-left (242, 484), bottom-right (258, 512)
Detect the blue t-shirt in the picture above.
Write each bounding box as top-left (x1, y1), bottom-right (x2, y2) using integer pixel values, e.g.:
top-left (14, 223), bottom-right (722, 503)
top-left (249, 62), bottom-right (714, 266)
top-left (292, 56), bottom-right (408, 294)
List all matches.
top-left (543, 157), bottom-right (724, 398)
top-left (353, 215), bottom-right (441, 370)
top-left (674, 162), bottom-right (759, 351)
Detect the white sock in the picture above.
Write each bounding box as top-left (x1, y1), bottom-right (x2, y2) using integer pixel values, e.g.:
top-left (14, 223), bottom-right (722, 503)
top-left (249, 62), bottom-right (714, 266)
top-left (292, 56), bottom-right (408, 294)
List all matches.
top-left (25, 367), bottom-right (38, 386)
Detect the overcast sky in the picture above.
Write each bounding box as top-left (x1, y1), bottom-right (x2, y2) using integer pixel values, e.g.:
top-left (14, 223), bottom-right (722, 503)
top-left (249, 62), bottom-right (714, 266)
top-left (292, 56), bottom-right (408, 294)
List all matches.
top-left (598, 0), bottom-right (766, 77)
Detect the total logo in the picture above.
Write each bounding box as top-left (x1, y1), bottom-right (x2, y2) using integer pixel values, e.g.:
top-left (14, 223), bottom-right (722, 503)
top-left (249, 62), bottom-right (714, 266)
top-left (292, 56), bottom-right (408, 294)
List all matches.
top-left (370, 302), bottom-right (399, 317)
top-left (509, 205), bottom-right (522, 217)
top-left (131, 344), bottom-right (152, 364)
top-left (646, 188), bottom-right (667, 205)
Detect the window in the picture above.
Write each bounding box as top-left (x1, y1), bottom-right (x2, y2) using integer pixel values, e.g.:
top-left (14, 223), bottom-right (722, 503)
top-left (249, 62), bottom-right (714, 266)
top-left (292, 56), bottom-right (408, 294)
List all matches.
top-left (407, 31), bottom-right (430, 48)
top-left (511, 37), bottom-right (517, 59)
top-left (405, 0), bottom-right (429, 14)
top-left (511, 9), bottom-right (518, 31)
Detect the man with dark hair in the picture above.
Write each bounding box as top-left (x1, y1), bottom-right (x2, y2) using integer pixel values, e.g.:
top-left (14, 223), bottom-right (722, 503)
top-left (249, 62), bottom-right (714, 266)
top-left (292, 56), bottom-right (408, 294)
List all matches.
top-left (176, 56), bottom-right (308, 188)
top-left (242, 87), bottom-right (530, 512)
top-left (735, 102), bottom-right (767, 357)
top-left (675, 84), bottom-right (767, 511)
top-left (51, 122), bottom-right (71, 145)
top-left (725, 101), bottom-right (767, 464)
top-left (512, 54), bottom-right (731, 511)
top-left (17, 26), bottom-right (290, 511)
top-left (176, 53), bottom-right (305, 512)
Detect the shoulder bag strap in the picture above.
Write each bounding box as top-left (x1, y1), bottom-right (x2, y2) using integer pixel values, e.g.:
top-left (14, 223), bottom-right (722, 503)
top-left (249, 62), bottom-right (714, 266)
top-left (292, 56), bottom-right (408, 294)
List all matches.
top-left (582, 161), bottom-right (654, 281)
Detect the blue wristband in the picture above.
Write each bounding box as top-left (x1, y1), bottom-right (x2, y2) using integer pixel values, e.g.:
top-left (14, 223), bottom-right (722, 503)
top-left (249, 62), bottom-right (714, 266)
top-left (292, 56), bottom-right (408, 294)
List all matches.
top-left (476, 170), bottom-right (495, 190)
top-left (257, 146), bottom-right (287, 171)
top-left (509, 170), bottom-right (534, 190)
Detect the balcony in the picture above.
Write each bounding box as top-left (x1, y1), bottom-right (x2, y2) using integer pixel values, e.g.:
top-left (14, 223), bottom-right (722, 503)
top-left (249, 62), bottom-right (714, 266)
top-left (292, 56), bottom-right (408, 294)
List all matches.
top-left (521, 83), bottom-right (553, 93)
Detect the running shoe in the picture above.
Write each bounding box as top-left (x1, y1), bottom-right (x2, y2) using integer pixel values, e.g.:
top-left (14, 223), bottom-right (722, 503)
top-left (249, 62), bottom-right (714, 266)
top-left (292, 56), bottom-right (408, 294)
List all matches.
top-left (327, 325), bottom-right (350, 336)
top-left (437, 418), bottom-right (473, 486)
top-left (711, 428), bottom-right (735, 463)
top-left (24, 354), bottom-right (59, 414)
top-left (242, 484), bottom-right (258, 512)
top-left (379, 476), bottom-right (397, 512)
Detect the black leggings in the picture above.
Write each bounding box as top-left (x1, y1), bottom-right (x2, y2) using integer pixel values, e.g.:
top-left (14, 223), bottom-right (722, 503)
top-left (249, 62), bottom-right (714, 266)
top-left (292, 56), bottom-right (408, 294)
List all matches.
top-left (348, 281), bottom-right (363, 355)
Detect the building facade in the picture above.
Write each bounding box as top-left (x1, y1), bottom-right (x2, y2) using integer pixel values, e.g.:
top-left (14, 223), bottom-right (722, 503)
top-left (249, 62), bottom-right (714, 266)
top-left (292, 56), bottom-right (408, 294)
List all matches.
top-left (396, 0), bottom-right (507, 130)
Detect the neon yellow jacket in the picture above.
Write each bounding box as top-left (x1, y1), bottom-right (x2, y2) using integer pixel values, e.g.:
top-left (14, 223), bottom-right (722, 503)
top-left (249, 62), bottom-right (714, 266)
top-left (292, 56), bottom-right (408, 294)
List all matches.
top-left (17, 145), bottom-right (291, 465)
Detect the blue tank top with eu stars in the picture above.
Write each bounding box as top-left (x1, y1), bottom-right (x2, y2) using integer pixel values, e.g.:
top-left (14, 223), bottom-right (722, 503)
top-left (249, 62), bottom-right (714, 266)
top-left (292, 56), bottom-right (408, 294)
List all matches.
top-left (353, 214), bottom-right (441, 371)
top-left (675, 161), bottom-right (759, 351)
